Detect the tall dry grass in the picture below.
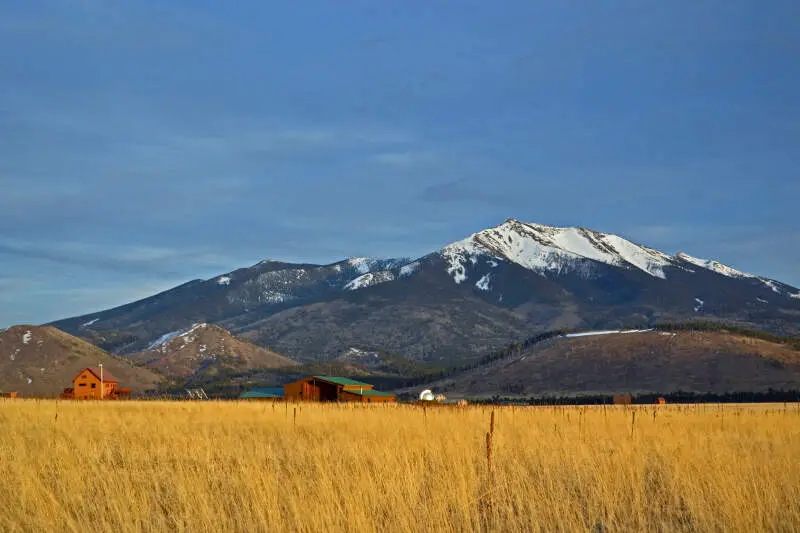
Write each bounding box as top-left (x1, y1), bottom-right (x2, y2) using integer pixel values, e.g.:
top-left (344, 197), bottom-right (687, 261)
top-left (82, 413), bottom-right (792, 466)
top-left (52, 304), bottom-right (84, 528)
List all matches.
top-left (0, 400), bottom-right (798, 532)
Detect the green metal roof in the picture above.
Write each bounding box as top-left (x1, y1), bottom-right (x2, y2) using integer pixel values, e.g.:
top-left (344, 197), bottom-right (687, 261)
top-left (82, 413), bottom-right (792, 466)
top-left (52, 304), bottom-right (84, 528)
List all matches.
top-left (312, 376), bottom-right (374, 387)
top-left (341, 389), bottom-right (395, 397)
top-left (239, 387), bottom-right (284, 399)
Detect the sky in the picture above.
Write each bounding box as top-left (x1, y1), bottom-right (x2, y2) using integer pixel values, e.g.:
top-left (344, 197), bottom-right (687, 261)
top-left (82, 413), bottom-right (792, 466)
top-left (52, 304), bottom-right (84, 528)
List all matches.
top-left (1, 1), bottom-right (799, 327)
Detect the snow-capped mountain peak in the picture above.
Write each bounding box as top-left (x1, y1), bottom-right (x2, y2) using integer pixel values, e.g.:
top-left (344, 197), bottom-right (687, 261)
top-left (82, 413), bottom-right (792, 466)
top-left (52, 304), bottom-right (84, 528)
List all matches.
top-left (441, 219), bottom-right (674, 282)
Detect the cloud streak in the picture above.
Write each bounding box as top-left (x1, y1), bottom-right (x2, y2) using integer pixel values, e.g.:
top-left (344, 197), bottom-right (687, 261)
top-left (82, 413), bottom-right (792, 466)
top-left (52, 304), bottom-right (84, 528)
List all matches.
top-left (0, 239), bottom-right (235, 277)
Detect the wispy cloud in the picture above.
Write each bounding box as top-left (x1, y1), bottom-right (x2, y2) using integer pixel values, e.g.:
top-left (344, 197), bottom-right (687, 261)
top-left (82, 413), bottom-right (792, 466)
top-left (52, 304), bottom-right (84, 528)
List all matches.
top-left (0, 280), bottom-right (183, 326)
top-left (370, 151), bottom-right (440, 167)
top-left (0, 238), bottom-right (237, 277)
top-left (418, 179), bottom-right (508, 205)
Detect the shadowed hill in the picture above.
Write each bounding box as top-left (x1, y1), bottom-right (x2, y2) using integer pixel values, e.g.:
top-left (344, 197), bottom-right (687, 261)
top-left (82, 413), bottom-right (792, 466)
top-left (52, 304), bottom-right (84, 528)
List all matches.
top-left (411, 330), bottom-right (800, 398)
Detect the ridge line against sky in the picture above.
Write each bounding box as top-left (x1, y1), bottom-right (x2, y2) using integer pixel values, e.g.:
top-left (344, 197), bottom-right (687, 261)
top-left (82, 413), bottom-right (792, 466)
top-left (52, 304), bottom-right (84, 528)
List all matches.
top-left (1, 0), bottom-right (798, 326)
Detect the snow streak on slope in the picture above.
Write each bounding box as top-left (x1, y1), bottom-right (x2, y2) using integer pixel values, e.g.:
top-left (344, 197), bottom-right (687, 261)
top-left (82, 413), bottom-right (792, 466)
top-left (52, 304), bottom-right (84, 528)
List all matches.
top-left (564, 329), bottom-right (653, 338)
top-left (146, 330), bottom-right (184, 350)
top-left (344, 271), bottom-right (395, 291)
top-left (177, 323), bottom-right (207, 343)
top-left (760, 279), bottom-right (782, 295)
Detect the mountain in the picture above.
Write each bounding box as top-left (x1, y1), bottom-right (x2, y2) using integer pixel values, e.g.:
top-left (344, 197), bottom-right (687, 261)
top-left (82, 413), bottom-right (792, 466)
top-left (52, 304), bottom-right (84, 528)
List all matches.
top-left (406, 329), bottom-right (800, 397)
top-left (128, 323), bottom-right (298, 379)
top-left (0, 326), bottom-right (162, 397)
top-left (51, 258), bottom-right (409, 354)
top-left (50, 219), bottom-right (800, 365)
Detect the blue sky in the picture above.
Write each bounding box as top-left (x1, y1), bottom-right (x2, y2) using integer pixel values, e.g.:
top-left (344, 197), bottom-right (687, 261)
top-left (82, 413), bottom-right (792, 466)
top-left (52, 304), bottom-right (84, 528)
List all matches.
top-left (1, 1), bottom-right (798, 326)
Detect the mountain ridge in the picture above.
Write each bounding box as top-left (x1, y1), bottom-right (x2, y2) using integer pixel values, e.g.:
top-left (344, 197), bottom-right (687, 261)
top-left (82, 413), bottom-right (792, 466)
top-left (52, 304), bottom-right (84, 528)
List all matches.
top-left (46, 219), bottom-right (800, 364)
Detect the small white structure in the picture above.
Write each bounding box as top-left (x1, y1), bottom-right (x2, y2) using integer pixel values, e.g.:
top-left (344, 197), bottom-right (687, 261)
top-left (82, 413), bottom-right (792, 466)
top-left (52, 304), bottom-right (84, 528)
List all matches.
top-left (419, 389), bottom-right (435, 401)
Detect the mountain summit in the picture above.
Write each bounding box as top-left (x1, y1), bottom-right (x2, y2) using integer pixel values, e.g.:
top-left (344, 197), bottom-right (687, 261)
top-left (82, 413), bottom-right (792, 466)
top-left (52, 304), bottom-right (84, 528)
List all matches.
top-left (442, 219), bottom-right (676, 281)
top-left (49, 220), bottom-right (800, 364)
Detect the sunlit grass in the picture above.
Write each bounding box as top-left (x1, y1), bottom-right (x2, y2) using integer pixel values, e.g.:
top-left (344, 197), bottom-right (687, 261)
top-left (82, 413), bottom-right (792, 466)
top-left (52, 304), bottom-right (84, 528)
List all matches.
top-left (1, 400), bottom-right (798, 532)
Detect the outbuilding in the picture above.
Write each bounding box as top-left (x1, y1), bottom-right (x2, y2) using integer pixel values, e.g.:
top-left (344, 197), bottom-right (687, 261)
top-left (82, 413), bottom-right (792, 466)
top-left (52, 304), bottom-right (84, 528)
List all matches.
top-left (612, 394), bottom-right (633, 405)
top-left (239, 387), bottom-right (284, 400)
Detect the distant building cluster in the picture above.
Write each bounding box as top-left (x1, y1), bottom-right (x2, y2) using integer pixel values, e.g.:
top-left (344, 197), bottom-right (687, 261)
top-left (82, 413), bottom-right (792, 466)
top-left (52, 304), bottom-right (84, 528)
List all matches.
top-left (240, 376), bottom-right (396, 403)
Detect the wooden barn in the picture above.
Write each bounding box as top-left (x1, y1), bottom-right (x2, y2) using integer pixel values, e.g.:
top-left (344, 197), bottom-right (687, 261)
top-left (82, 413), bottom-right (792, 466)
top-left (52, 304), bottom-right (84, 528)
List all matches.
top-left (283, 376), bottom-right (395, 403)
top-left (61, 367), bottom-right (132, 400)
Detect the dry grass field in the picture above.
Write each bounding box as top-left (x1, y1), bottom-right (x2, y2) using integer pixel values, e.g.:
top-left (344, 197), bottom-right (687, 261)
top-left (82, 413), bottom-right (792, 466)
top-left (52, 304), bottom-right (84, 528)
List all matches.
top-left (1, 401), bottom-right (798, 532)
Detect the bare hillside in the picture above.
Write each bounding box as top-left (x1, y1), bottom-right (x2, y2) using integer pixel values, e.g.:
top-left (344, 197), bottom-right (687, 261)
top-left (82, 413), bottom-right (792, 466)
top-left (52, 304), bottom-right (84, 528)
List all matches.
top-left (129, 323), bottom-right (298, 379)
top-left (0, 326), bottom-right (162, 397)
top-left (416, 330), bottom-right (800, 398)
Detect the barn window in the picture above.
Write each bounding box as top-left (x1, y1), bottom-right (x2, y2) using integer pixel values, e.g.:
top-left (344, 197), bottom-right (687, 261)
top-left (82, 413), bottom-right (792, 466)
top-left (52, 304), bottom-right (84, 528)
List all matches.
top-left (79, 383), bottom-right (86, 387)
top-left (91, 384), bottom-right (96, 388)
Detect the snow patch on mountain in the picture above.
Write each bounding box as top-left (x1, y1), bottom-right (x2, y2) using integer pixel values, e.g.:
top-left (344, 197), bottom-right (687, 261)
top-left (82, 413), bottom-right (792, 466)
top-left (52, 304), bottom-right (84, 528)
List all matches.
top-left (345, 271), bottom-right (395, 291)
top-left (676, 253), bottom-right (754, 279)
top-left (348, 258), bottom-right (377, 275)
top-left (178, 323), bottom-right (208, 345)
top-left (399, 262), bottom-right (420, 277)
top-left (760, 279), bottom-right (781, 295)
top-left (599, 235), bottom-right (670, 279)
top-left (81, 318), bottom-right (99, 328)
top-left (564, 329), bottom-right (653, 338)
top-left (260, 291), bottom-right (294, 304)
top-left (441, 237), bottom-right (494, 284)
top-left (475, 274), bottom-right (491, 291)
top-left (22, 331), bottom-right (32, 345)
top-left (146, 330), bottom-right (184, 350)
top-left (694, 298), bottom-right (704, 312)
top-left (217, 276), bottom-right (231, 286)
top-left (340, 347), bottom-right (380, 360)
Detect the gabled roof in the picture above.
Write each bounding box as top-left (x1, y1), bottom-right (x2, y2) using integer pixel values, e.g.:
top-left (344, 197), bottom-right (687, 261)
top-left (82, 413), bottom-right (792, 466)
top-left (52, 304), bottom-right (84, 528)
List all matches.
top-left (74, 367), bottom-right (119, 383)
top-left (313, 376), bottom-right (373, 387)
top-left (340, 389), bottom-right (395, 397)
top-left (239, 387), bottom-right (284, 399)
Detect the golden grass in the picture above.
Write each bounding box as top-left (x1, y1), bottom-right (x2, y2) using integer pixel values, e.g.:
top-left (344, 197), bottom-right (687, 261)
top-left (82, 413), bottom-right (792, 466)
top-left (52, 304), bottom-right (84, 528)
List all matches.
top-left (1, 401), bottom-right (798, 532)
